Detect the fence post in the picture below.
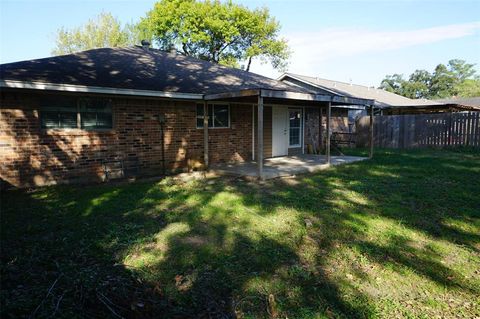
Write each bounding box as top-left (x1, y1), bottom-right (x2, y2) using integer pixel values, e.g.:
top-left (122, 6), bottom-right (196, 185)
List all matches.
top-left (466, 112), bottom-right (471, 146)
top-left (448, 113), bottom-right (453, 146)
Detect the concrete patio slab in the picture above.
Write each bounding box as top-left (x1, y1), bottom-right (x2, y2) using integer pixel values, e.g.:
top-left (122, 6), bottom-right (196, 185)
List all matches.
top-left (210, 155), bottom-right (367, 180)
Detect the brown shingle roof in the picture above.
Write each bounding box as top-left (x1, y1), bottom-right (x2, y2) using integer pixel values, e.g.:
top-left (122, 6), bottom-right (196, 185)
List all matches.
top-left (0, 46), bottom-right (308, 95)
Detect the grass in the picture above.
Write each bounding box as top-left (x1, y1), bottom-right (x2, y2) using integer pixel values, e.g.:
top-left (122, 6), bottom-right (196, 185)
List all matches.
top-left (1, 148), bottom-right (479, 318)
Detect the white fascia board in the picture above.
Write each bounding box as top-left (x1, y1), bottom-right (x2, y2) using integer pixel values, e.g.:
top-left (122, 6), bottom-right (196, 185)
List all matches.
top-left (0, 80), bottom-right (203, 100)
top-left (279, 74), bottom-right (342, 96)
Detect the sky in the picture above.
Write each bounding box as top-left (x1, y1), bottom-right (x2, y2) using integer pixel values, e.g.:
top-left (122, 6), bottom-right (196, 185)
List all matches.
top-left (0, 0), bottom-right (479, 87)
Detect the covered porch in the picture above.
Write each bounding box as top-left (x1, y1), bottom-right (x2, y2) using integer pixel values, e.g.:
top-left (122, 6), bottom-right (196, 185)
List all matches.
top-left (202, 88), bottom-right (375, 180)
top-left (210, 154), bottom-right (367, 179)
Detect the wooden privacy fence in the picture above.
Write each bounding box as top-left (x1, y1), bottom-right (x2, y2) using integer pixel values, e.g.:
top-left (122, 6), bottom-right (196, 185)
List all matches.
top-left (356, 112), bottom-right (480, 148)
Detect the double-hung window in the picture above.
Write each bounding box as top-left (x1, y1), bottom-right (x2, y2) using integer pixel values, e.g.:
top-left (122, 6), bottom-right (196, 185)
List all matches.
top-left (196, 104), bottom-right (229, 128)
top-left (40, 97), bottom-right (113, 130)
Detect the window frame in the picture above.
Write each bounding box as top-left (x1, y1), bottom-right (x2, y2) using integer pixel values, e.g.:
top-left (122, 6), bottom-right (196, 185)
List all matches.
top-left (78, 98), bottom-right (113, 130)
top-left (40, 108), bottom-right (78, 130)
top-left (39, 97), bottom-right (114, 131)
top-left (288, 108), bottom-right (302, 148)
top-left (196, 102), bottom-right (231, 129)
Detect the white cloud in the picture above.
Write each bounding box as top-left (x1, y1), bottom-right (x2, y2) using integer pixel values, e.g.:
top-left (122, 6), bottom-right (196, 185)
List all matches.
top-left (249, 21), bottom-right (480, 79)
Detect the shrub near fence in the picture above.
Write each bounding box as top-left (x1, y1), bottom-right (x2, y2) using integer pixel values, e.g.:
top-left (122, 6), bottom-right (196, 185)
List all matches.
top-left (356, 112), bottom-right (480, 148)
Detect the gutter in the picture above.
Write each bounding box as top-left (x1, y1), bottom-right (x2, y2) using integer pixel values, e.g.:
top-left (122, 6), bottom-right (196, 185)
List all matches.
top-left (0, 80), bottom-right (203, 100)
top-left (1, 80), bottom-right (374, 106)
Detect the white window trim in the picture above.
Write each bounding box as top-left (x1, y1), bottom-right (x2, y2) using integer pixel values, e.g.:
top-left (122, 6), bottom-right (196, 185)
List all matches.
top-left (288, 108), bottom-right (303, 148)
top-left (196, 102), bottom-right (231, 129)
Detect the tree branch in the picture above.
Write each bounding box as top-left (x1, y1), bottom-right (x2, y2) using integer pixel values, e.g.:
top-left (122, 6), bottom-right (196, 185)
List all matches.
top-left (218, 39), bottom-right (236, 56)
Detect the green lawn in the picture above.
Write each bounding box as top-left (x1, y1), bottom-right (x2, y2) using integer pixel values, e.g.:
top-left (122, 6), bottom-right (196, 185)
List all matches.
top-left (1, 149), bottom-right (479, 318)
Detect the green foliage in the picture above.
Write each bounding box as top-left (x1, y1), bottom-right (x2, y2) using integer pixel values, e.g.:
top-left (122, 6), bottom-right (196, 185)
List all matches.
top-left (379, 74), bottom-right (404, 95)
top-left (405, 69), bottom-right (431, 98)
top-left (429, 63), bottom-right (456, 98)
top-left (379, 59), bottom-right (480, 99)
top-left (140, 0), bottom-right (290, 71)
top-left (448, 59), bottom-right (476, 81)
top-left (455, 78), bottom-right (480, 97)
top-left (52, 12), bottom-right (142, 55)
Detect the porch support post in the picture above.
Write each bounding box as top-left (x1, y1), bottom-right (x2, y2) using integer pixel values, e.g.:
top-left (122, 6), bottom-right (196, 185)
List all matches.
top-left (257, 95), bottom-right (264, 180)
top-left (203, 101), bottom-right (209, 169)
top-left (369, 105), bottom-right (374, 159)
top-left (326, 101), bottom-right (331, 164)
top-left (319, 107), bottom-right (323, 154)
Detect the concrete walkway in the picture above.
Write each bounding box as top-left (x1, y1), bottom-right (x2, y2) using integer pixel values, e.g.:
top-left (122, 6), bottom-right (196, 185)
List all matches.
top-left (210, 155), bottom-right (367, 179)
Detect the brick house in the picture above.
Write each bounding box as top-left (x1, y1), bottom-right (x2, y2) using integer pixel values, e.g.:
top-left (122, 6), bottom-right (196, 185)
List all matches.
top-left (1, 46), bottom-right (373, 187)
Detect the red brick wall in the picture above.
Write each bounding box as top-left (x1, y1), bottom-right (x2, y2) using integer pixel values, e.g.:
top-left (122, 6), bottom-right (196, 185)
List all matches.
top-left (0, 91), bottom-right (253, 187)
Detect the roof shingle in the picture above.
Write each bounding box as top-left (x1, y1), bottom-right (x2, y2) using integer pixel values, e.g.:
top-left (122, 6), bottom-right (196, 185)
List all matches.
top-left (281, 73), bottom-right (441, 107)
top-left (0, 46), bottom-right (307, 95)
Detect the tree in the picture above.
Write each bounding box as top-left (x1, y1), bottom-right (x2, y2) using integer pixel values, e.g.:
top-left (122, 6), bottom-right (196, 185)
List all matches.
top-left (52, 12), bottom-right (142, 55)
top-left (379, 74), bottom-right (406, 95)
top-left (379, 71), bottom-right (431, 99)
top-left (429, 63), bottom-right (456, 99)
top-left (405, 70), bottom-right (431, 99)
top-left (454, 78), bottom-right (480, 97)
top-left (448, 59), bottom-right (476, 81)
top-left (140, 0), bottom-right (290, 71)
top-left (379, 59), bottom-right (479, 99)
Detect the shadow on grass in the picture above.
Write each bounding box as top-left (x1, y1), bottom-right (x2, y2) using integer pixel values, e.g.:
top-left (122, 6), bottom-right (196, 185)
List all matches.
top-left (1, 149), bottom-right (479, 318)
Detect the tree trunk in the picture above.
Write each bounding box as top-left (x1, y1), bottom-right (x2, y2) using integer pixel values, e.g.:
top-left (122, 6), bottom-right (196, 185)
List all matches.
top-left (246, 56), bottom-right (252, 72)
top-left (182, 43), bottom-right (189, 55)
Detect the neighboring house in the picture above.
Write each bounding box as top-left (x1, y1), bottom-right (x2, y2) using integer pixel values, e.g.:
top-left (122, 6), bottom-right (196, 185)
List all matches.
top-left (278, 74), bottom-right (480, 150)
top-left (278, 73), bottom-right (479, 116)
top-left (0, 46), bottom-right (372, 187)
top-left (278, 72), bottom-right (420, 109)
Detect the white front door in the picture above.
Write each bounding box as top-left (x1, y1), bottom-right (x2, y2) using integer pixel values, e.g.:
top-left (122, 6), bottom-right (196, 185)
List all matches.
top-left (272, 106), bottom-right (289, 156)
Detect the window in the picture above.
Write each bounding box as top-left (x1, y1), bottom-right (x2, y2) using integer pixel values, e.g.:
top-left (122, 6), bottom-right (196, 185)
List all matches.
top-left (197, 104), bottom-right (213, 128)
top-left (40, 97), bottom-right (78, 129)
top-left (289, 109), bottom-right (302, 147)
top-left (79, 99), bottom-right (113, 129)
top-left (196, 104), bottom-right (229, 128)
top-left (40, 97), bottom-right (112, 130)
